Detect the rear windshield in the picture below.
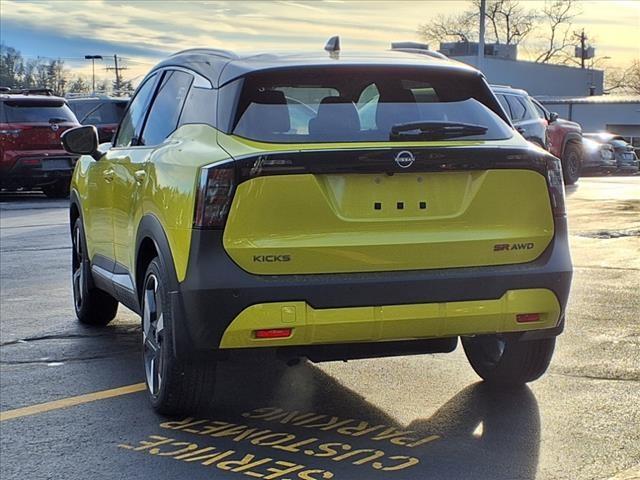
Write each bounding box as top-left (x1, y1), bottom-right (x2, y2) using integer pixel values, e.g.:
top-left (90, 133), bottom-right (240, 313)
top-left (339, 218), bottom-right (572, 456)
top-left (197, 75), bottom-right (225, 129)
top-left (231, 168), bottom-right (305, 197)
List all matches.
top-left (2, 101), bottom-right (76, 123)
top-left (226, 67), bottom-right (512, 143)
top-left (79, 101), bottom-right (128, 125)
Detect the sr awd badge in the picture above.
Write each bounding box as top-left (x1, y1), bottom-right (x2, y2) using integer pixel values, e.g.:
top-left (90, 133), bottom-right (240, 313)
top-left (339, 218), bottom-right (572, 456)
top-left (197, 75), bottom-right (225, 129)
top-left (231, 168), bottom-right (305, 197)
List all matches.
top-left (395, 150), bottom-right (415, 168)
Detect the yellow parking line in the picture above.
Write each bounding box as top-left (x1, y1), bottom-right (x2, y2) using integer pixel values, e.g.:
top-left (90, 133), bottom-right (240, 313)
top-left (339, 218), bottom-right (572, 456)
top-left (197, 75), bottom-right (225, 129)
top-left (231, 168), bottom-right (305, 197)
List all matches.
top-left (0, 382), bottom-right (146, 422)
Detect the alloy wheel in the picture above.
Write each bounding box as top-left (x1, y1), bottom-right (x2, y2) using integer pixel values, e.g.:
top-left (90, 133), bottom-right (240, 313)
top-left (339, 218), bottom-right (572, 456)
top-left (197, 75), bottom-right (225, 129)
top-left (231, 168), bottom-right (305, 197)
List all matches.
top-left (475, 335), bottom-right (507, 366)
top-left (567, 151), bottom-right (580, 178)
top-left (72, 225), bottom-right (84, 312)
top-left (143, 274), bottom-right (164, 397)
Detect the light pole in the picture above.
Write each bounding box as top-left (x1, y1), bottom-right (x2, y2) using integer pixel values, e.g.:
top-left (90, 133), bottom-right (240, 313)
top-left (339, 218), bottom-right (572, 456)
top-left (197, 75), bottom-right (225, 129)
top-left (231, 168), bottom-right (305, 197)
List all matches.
top-left (478, 0), bottom-right (486, 71)
top-left (84, 55), bottom-right (103, 94)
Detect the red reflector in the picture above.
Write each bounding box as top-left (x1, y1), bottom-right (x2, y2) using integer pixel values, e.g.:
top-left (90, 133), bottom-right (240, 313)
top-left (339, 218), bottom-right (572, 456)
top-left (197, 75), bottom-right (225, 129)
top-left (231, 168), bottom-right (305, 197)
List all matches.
top-left (516, 313), bottom-right (540, 323)
top-left (254, 328), bottom-right (292, 339)
top-left (21, 158), bottom-right (41, 166)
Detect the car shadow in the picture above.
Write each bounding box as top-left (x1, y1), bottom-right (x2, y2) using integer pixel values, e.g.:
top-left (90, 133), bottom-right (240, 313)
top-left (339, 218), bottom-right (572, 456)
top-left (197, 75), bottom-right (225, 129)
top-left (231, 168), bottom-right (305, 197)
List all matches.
top-left (169, 352), bottom-right (542, 480)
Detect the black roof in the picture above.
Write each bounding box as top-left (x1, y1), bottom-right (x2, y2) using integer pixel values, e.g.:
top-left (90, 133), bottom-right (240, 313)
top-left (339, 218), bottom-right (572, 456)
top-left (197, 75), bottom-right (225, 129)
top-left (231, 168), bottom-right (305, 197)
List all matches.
top-left (151, 49), bottom-right (480, 88)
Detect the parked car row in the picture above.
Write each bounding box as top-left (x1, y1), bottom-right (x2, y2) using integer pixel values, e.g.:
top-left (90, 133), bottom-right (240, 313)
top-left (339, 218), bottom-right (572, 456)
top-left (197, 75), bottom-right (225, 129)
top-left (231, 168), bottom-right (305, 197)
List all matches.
top-left (0, 88), bottom-right (128, 197)
top-left (492, 85), bottom-right (638, 181)
top-left (583, 132), bottom-right (639, 174)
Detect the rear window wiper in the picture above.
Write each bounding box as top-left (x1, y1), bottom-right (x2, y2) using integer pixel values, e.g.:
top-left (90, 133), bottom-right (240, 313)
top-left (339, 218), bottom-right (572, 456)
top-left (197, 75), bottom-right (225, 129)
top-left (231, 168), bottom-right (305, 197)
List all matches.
top-left (390, 121), bottom-right (488, 140)
top-left (49, 117), bottom-right (69, 123)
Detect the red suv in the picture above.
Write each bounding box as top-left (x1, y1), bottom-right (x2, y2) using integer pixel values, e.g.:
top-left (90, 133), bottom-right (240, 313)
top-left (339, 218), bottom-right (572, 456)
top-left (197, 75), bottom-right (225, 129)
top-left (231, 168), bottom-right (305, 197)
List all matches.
top-left (492, 86), bottom-right (583, 185)
top-left (0, 88), bottom-right (80, 198)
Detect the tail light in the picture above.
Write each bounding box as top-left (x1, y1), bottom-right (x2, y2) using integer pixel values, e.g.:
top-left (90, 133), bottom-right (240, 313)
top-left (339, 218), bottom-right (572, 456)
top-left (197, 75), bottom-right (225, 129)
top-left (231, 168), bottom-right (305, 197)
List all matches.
top-left (193, 163), bottom-right (236, 228)
top-left (545, 156), bottom-right (566, 217)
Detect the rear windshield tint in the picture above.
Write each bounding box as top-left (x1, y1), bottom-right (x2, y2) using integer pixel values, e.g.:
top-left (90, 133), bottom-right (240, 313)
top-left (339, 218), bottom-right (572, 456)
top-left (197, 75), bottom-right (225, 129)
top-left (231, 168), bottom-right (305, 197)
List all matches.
top-left (226, 67), bottom-right (512, 143)
top-left (80, 101), bottom-right (128, 125)
top-left (2, 101), bottom-right (76, 123)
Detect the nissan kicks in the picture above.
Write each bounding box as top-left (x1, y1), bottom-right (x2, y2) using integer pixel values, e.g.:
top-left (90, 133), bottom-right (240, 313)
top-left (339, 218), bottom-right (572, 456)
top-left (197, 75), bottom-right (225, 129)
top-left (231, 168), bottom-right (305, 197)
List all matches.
top-left (62, 46), bottom-right (572, 415)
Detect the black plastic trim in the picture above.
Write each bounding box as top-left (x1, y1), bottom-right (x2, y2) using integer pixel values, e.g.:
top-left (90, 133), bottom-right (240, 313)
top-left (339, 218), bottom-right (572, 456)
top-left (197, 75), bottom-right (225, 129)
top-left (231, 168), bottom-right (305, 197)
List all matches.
top-left (175, 216), bottom-right (572, 353)
top-left (228, 145), bottom-right (550, 184)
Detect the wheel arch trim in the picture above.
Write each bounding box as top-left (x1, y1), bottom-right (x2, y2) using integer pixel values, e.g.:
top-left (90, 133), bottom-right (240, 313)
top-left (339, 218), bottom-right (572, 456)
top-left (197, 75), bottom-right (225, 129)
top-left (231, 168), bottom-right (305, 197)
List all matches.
top-left (561, 132), bottom-right (582, 157)
top-left (134, 214), bottom-right (181, 297)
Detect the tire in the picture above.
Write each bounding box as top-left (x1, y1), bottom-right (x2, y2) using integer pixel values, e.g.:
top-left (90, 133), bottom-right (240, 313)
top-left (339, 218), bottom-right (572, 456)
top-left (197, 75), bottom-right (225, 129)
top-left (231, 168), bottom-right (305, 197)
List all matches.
top-left (43, 180), bottom-right (70, 199)
top-left (561, 142), bottom-right (581, 185)
top-left (72, 218), bottom-right (119, 325)
top-left (142, 257), bottom-right (217, 415)
top-left (462, 334), bottom-right (555, 386)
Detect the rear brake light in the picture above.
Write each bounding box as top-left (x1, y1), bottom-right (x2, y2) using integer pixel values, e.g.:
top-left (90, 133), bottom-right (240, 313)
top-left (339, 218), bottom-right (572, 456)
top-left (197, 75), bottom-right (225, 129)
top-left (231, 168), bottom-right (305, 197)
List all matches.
top-left (21, 158), bottom-right (41, 166)
top-left (545, 156), bottom-right (566, 217)
top-left (516, 313), bottom-right (541, 323)
top-left (254, 328), bottom-right (292, 339)
top-left (193, 163), bottom-right (236, 229)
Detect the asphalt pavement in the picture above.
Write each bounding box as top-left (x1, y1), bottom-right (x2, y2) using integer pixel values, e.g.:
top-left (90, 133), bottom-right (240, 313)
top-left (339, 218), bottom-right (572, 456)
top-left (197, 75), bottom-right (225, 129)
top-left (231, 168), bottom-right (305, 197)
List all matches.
top-left (0, 178), bottom-right (638, 480)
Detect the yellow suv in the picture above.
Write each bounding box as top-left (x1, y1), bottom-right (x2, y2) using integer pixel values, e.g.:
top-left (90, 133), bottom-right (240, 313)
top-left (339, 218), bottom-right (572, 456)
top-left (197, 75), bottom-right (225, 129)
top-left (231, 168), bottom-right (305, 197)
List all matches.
top-left (62, 47), bottom-right (572, 415)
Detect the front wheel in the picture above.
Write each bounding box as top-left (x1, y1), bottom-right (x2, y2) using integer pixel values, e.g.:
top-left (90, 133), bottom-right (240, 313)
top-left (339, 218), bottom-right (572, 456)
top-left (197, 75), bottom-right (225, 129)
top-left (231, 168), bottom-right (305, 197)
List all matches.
top-left (462, 335), bottom-right (555, 386)
top-left (72, 219), bottom-right (118, 325)
top-left (562, 143), bottom-right (581, 185)
top-left (142, 258), bottom-right (217, 415)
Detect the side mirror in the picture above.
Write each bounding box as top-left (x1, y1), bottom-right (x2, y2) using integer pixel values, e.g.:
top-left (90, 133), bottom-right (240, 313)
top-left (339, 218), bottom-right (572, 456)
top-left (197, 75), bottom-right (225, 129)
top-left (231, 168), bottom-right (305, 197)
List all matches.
top-left (61, 125), bottom-right (103, 161)
top-left (549, 112), bottom-right (559, 123)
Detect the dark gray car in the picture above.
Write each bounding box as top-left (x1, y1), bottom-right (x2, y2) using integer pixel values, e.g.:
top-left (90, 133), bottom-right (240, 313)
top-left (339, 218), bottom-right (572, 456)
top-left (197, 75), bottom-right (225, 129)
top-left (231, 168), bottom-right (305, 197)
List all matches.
top-left (584, 133), bottom-right (639, 174)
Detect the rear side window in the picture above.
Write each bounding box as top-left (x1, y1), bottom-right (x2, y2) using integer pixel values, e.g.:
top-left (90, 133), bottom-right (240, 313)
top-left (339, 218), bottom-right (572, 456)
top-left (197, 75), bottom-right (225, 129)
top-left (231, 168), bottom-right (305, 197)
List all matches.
top-left (505, 95), bottom-right (528, 122)
top-left (224, 67), bottom-right (512, 143)
top-left (532, 100), bottom-right (548, 120)
top-left (496, 94), bottom-right (512, 120)
top-left (115, 73), bottom-right (158, 147)
top-left (141, 70), bottom-right (193, 146)
top-left (2, 101), bottom-right (76, 123)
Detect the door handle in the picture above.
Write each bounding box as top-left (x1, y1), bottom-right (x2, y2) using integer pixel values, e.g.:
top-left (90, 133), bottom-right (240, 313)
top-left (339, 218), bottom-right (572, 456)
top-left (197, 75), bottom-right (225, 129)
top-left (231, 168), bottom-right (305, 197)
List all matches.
top-left (103, 168), bottom-right (115, 182)
top-left (134, 170), bottom-right (146, 184)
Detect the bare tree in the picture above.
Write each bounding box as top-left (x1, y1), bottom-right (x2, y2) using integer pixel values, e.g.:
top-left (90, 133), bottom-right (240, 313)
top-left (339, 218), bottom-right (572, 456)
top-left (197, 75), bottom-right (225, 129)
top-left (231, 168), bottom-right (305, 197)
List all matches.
top-left (534, 0), bottom-right (579, 63)
top-left (418, 0), bottom-right (536, 47)
top-left (417, 12), bottom-right (477, 44)
top-left (417, 0), bottom-right (586, 66)
top-left (476, 0), bottom-right (536, 45)
top-left (605, 60), bottom-right (640, 94)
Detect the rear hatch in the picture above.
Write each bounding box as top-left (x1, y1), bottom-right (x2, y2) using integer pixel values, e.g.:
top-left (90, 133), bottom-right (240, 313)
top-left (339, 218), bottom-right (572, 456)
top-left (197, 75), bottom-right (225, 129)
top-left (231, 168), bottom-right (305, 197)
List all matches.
top-left (212, 64), bottom-right (557, 275)
top-left (1, 97), bottom-right (78, 173)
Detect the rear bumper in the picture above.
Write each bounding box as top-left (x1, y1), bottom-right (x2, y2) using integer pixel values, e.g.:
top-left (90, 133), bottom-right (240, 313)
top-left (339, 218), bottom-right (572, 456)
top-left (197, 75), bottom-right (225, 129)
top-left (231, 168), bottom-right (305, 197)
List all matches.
top-left (173, 218), bottom-right (573, 355)
top-left (1, 150), bottom-right (76, 189)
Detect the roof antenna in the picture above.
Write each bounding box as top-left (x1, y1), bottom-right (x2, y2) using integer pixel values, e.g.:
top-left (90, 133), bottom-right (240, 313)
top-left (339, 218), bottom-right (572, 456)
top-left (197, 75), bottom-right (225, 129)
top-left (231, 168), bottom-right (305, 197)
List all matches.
top-left (324, 36), bottom-right (340, 58)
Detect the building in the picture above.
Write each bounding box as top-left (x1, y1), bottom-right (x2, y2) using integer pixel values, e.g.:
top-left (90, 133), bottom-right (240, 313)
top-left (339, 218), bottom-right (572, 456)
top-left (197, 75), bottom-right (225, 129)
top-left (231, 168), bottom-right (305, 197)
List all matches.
top-left (441, 41), bottom-right (604, 98)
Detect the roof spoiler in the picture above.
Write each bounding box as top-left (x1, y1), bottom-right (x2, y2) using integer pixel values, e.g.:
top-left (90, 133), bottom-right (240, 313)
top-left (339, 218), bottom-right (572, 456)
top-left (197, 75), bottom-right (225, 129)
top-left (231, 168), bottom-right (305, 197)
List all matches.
top-left (0, 87), bottom-right (55, 96)
top-left (390, 42), bottom-right (448, 60)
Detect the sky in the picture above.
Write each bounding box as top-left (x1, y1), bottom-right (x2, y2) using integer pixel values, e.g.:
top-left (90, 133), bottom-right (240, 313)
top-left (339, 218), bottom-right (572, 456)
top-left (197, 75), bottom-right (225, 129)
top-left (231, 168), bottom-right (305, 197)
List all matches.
top-left (1, 0), bottom-right (639, 85)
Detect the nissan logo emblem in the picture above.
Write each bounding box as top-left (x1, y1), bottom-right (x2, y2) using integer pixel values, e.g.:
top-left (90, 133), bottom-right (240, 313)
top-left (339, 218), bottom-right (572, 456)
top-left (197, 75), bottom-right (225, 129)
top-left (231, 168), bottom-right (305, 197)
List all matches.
top-left (50, 123), bottom-right (60, 132)
top-left (395, 150), bottom-right (415, 168)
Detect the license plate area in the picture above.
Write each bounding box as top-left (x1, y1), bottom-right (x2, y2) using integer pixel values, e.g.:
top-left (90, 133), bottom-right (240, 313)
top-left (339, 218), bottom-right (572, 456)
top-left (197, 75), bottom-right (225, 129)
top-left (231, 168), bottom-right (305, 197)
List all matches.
top-left (319, 172), bottom-right (476, 220)
top-left (41, 158), bottom-right (71, 170)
